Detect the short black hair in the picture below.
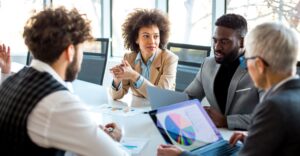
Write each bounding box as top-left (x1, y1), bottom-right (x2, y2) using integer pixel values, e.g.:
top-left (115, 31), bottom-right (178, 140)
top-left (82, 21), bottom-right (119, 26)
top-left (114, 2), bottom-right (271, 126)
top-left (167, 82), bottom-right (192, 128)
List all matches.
top-left (215, 13), bottom-right (248, 37)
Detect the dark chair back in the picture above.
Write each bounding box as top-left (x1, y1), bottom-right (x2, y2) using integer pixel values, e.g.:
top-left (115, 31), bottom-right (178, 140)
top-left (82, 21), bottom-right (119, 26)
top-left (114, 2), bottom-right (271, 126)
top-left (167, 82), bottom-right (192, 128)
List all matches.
top-left (297, 61), bottom-right (300, 75)
top-left (167, 42), bottom-right (211, 91)
top-left (27, 38), bottom-right (110, 85)
top-left (77, 38), bottom-right (110, 85)
top-left (26, 51), bottom-right (33, 66)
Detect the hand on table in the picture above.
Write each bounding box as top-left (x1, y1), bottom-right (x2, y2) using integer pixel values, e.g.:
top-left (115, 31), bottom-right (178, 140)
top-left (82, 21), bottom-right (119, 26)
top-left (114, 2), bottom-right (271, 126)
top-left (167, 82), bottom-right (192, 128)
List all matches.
top-left (229, 131), bottom-right (247, 146)
top-left (103, 122), bottom-right (122, 142)
top-left (204, 106), bottom-right (227, 128)
top-left (157, 144), bottom-right (182, 156)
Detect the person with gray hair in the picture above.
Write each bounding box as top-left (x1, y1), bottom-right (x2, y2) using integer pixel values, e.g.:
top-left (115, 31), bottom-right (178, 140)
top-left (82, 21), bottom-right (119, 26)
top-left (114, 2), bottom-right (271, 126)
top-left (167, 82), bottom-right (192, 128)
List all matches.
top-left (229, 22), bottom-right (300, 155)
top-left (156, 22), bottom-right (300, 156)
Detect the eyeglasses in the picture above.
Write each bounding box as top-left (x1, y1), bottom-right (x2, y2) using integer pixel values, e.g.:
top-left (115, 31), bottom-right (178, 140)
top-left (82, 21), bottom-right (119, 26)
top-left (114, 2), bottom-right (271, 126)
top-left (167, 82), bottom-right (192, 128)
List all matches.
top-left (240, 56), bottom-right (269, 71)
top-left (245, 56), bottom-right (269, 67)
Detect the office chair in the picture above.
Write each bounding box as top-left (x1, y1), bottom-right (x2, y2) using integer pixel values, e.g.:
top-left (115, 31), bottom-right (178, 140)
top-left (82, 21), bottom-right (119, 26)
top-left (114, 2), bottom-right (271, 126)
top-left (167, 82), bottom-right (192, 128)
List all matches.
top-left (26, 38), bottom-right (110, 85)
top-left (167, 42), bottom-right (211, 92)
top-left (297, 61), bottom-right (300, 75)
top-left (77, 38), bottom-right (110, 85)
top-left (26, 51), bottom-right (33, 66)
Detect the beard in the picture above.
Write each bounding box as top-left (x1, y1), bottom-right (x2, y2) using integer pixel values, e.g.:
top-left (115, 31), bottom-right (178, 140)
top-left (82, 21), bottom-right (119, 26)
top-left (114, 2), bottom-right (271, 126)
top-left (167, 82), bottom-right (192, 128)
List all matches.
top-left (214, 48), bottom-right (240, 64)
top-left (65, 52), bottom-right (80, 82)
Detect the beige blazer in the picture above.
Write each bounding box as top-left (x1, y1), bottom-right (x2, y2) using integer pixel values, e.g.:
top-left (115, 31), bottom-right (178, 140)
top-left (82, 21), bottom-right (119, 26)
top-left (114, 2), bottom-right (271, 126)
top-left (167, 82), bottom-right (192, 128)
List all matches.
top-left (111, 49), bottom-right (178, 99)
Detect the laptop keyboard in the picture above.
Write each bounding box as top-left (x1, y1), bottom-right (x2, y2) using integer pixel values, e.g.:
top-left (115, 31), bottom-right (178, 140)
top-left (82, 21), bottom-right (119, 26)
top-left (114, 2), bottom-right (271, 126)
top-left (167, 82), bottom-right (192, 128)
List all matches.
top-left (195, 141), bottom-right (241, 156)
top-left (206, 144), bottom-right (240, 156)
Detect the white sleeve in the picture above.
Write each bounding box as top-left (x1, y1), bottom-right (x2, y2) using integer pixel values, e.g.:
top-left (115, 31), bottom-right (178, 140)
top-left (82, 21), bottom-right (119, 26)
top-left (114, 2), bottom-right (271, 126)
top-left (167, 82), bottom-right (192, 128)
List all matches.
top-left (27, 91), bottom-right (129, 156)
top-left (1, 72), bottom-right (11, 84)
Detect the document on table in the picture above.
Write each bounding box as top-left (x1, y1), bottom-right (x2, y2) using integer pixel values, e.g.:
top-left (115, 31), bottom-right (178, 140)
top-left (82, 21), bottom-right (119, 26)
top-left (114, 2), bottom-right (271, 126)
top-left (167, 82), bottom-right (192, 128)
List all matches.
top-left (88, 104), bottom-right (147, 116)
top-left (120, 137), bottom-right (148, 156)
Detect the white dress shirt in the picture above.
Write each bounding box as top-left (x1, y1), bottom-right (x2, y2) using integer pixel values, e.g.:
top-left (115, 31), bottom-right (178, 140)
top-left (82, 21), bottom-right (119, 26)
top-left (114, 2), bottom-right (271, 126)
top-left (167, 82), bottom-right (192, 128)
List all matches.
top-left (0, 72), bottom-right (10, 83)
top-left (27, 60), bottom-right (129, 156)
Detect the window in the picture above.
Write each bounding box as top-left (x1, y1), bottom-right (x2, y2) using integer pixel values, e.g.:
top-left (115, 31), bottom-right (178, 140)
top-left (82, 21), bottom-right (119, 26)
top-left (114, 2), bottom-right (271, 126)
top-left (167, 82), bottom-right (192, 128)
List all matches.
top-left (112, 0), bottom-right (155, 57)
top-left (52, 0), bottom-right (102, 38)
top-left (226, 0), bottom-right (300, 60)
top-left (0, 0), bottom-right (43, 64)
top-left (168, 0), bottom-right (212, 46)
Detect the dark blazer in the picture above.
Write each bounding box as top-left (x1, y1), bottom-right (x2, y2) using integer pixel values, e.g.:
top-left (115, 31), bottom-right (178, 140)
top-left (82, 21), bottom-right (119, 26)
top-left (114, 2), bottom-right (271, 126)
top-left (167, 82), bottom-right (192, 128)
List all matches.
top-left (184, 57), bottom-right (261, 130)
top-left (240, 78), bottom-right (300, 156)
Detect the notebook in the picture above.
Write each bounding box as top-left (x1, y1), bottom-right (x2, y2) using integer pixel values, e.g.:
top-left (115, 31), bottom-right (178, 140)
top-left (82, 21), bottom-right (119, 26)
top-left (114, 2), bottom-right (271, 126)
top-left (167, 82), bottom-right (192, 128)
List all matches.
top-left (146, 86), bottom-right (189, 110)
top-left (149, 99), bottom-right (241, 156)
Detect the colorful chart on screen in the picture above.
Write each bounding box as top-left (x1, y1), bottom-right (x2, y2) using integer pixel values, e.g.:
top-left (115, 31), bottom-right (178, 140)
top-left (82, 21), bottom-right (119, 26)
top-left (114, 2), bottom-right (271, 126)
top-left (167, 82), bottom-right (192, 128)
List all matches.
top-left (164, 113), bottom-right (196, 146)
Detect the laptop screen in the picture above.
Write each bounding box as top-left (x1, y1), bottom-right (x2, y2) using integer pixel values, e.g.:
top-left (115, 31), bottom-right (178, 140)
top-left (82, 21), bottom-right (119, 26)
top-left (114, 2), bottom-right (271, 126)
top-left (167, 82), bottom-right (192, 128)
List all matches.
top-left (146, 86), bottom-right (189, 110)
top-left (149, 99), bottom-right (223, 152)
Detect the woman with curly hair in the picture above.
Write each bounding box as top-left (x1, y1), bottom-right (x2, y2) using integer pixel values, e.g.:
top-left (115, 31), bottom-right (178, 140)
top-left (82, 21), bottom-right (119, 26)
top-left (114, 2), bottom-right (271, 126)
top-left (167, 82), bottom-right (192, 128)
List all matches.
top-left (110, 8), bottom-right (178, 99)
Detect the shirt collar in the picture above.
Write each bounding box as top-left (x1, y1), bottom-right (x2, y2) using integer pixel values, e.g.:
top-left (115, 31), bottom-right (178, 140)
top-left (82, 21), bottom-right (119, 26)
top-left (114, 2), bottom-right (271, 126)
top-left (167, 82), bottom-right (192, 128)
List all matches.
top-left (30, 59), bottom-right (71, 90)
top-left (134, 51), bottom-right (156, 65)
top-left (261, 75), bottom-right (299, 101)
top-left (271, 75), bottom-right (299, 93)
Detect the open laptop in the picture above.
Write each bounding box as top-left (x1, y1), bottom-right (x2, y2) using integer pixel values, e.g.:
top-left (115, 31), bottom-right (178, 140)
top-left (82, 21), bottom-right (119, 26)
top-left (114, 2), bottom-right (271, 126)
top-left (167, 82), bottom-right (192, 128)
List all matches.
top-left (146, 86), bottom-right (189, 110)
top-left (149, 99), bottom-right (241, 156)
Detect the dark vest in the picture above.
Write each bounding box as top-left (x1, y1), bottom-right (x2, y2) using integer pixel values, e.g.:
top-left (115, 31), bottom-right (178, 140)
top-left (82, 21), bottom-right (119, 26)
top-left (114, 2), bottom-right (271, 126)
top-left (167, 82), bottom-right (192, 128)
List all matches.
top-left (0, 67), bottom-right (67, 156)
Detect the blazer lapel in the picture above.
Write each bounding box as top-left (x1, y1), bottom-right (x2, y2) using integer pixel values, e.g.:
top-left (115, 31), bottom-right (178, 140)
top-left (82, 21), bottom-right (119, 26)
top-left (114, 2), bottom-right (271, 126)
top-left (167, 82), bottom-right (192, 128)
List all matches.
top-left (130, 53), bottom-right (142, 74)
top-left (225, 66), bottom-right (247, 114)
top-left (150, 50), bottom-right (162, 85)
top-left (134, 62), bottom-right (141, 75)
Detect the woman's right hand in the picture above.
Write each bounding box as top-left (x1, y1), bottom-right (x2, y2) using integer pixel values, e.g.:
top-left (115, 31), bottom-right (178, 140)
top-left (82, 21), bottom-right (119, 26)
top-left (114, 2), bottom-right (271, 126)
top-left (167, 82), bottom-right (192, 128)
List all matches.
top-left (110, 64), bottom-right (124, 86)
top-left (110, 60), bottom-right (139, 82)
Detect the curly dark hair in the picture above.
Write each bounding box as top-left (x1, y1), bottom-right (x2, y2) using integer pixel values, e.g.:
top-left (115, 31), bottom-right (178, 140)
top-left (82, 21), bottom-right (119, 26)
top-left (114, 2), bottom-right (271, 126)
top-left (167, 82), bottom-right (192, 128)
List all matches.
top-left (23, 7), bottom-right (93, 64)
top-left (122, 8), bottom-right (170, 52)
top-left (215, 13), bottom-right (248, 38)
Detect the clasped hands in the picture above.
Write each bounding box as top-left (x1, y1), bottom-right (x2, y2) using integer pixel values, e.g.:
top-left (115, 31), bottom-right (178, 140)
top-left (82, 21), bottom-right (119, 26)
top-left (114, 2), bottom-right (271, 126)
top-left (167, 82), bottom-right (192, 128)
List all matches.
top-left (110, 60), bottom-right (139, 85)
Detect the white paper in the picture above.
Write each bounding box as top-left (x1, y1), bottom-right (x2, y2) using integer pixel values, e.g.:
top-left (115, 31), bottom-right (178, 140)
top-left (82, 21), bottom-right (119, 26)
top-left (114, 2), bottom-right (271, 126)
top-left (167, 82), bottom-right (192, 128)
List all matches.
top-left (88, 104), bottom-right (146, 116)
top-left (120, 137), bottom-right (148, 155)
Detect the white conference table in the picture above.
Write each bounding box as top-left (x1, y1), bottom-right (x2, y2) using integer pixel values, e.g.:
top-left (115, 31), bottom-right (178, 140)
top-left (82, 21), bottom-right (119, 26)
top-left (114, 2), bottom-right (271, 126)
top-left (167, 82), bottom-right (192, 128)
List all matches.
top-left (9, 62), bottom-right (236, 156)
top-left (10, 62), bottom-right (164, 155)
top-left (72, 79), bottom-right (235, 156)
